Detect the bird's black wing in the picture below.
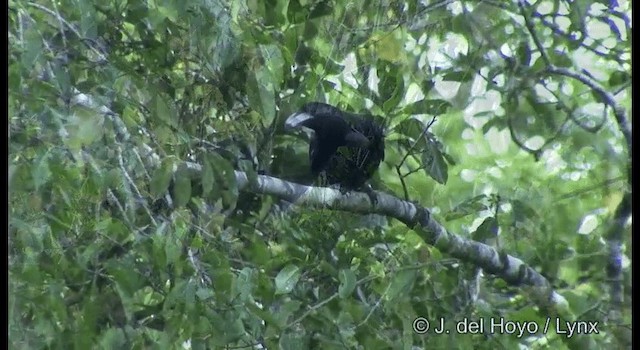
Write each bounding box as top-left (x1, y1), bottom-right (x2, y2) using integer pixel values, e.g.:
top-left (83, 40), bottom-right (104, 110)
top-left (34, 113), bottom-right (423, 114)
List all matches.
top-left (286, 102), bottom-right (385, 191)
top-left (322, 114), bottom-right (385, 190)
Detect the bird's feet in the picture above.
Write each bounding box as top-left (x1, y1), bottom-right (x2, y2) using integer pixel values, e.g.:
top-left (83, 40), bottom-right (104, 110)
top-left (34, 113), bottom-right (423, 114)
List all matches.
top-left (361, 184), bottom-right (378, 206)
top-left (337, 184), bottom-right (378, 206)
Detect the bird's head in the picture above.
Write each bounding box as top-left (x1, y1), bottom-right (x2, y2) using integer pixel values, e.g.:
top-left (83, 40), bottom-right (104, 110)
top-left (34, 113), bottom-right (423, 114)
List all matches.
top-left (285, 102), bottom-right (339, 130)
top-left (284, 111), bottom-right (314, 130)
top-left (286, 102), bottom-right (373, 149)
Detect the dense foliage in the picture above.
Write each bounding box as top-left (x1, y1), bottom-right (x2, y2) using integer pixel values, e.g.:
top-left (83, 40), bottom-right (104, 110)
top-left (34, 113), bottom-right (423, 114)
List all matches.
top-left (9, 0), bottom-right (631, 349)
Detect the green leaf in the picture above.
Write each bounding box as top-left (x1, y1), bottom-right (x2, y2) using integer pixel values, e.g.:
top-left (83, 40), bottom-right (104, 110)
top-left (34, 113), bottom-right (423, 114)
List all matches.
top-left (108, 262), bottom-right (143, 299)
top-left (246, 302), bottom-right (282, 330)
top-left (550, 50), bottom-right (573, 68)
top-left (402, 99), bottom-right (451, 116)
top-left (375, 34), bottom-right (405, 63)
top-left (246, 68), bottom-right (276, 125)
top-left (442, 151), bottom-right (457, 166)
top-left (248, 235), bottom-right (270, 265)
top-left (205, 152), bottom-right (238, 208)
top-left (608, 70), bottom-right (630, 87)
top-left (260, 44), bottom-right (285, 85)
top-left (202, 155), bottom-right (215, 196)
top-left (309, 0), bottom-right (333, 19)
top-left (21, 26), bottom-right (45, 68)
top-left (165, 279), bottom-right (187, 309)
top-left (302, 22), bottom-right (319, 40)
top-left (164, 235), bottom-right (181, 266)
top-left (421, 80), bottom-right (435, 96)
top-left (97, 328), bottom-right (127, 349)
top-left (150, 158), bottom-right (175, 199)
top-left (422, 139), bottom-right (448, 184)
top-left (323, 59), bottom-right (345, 75)
top-left (386, 270), bottom-right (417, 301)
top-left (152, 93), bottom-right (177, 127)
top-left (158, 0), bottom-right (186, 22)
top-left (445, 195), bottom-right (490, 221)
top-left (77, 0), bottom-right (98, 36)
top-left (236, 267), bottom-right (255, 302)
top-left (442, 70), bottom-right (474, 82)
top-left (210, 15), bottom-right (239, 71)
top-left (275, 264), bottom-right (301, 295)
top-left (279, 330), bottom-right (310, 350)
top-left (394, 117), bottom-right (427, 142)
top-left (196, 287), bottom-right (215, 301)
top-left (511, 199), bottom-right (538, 223)
top-left (33, 152), bottom-right (52, 191)
top-left (568, 0), bottom-right (593, 34)
top-left (379, 65), bottom-right (405, 112)
top-left (64, 106), bottom-right (105, 149)
top-left (287, 0), bottom-right (306, 24)
top-left (8, 62), bottom-right (21, 93)
top-left (472, 217), bottom-right (499, 242)
top-left (172, 163), bottom-right (192, 207)
top-left (482, 116), bottom-right (506, 134)
top-left (213, 269), bottom-right (234, 298)
top-left (590, 89), bottom-right (606, 104)
top-left (338, 269), bottom-right (357, 299)
top-left (517, 42), bottom-right (532, 66)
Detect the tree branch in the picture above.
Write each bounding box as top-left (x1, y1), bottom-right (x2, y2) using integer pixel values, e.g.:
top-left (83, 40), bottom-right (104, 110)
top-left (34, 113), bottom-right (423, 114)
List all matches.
top-left (604, 192), bottom-right (631, 311)
top-left (179, 164), bottom-right (566, 310)
top-left (546, 66), bottom-right (632, 156)
top-left (516, 2), bottom-right (632, 159)
top-left (517, 0), bottom-right (551, 66)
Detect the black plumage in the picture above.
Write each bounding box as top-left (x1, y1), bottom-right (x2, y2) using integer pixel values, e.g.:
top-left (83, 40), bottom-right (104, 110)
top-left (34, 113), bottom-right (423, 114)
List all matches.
top-left (285, 102), bottom-right (385, 192)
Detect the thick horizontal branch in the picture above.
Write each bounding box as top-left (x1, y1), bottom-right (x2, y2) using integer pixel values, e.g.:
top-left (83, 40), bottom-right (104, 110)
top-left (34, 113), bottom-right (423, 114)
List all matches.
top-left (180, 162), bottom-right (568, 309)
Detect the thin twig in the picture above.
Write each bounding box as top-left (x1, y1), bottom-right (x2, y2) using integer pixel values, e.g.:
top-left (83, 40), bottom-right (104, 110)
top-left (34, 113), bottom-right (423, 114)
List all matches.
top-left (516, 2), bottom-right (631, 156)
top-left (395, 165), bottom-right (410, 200)
top-left (481, 0), bottom-right (628, 65)
top-left (541, 82), bottom-right (606, 134)
top-left (547, 67), bottom-right (632, 154)
top-left (394, 117), bottom-right (438, 200)
top-left (26, 2), bottom-right (81, 39)
top-left (557, 176), bottom-right (626, 201)
top-left (613, 81), bottom-right (631, 96)
top-left (26, 2), bottom-right (107, 62)
top-left (400, 117), bottom-right (437, 168)
top-left (505, 109), bottom-right (541, 158)
top-left (517, 0), bottom-right (550, 66)
top-left (286, 293), bottom-right (339, 328)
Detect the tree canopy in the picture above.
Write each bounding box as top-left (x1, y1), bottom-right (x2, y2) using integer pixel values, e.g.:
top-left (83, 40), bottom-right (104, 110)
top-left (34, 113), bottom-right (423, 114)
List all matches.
top-left (9, 0), bottom-right (631, 349)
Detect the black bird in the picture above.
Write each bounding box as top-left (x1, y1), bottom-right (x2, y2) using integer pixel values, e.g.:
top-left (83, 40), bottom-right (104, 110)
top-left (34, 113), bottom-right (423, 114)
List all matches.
top-left (285, 102), bottom-right (385, 194)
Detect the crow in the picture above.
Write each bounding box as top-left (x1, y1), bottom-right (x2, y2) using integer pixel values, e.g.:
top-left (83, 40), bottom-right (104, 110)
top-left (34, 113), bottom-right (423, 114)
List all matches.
top-left (285, 102), bottom-right (385, 195)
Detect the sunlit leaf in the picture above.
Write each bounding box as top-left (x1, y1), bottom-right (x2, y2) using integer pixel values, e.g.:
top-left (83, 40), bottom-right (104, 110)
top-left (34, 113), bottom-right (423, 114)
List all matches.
top-left (422, 139), bottom-right (448, 184)
top-left (173, 163), bottom-right (192, 207)
top-left (338, 269), bottom-right (357, 299)
top-left (386, 270), bottom-right (417, 301)
top-left (472, 217), bottom-right (499, 242)
top-left (275, 264), bottom-right (301, 295)
top-left (150, 158), bottom-right (175, 199)
top-left (402, 99), bottom-right (452, 116)
top-left (445, 195), bottom-right (490, 221)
